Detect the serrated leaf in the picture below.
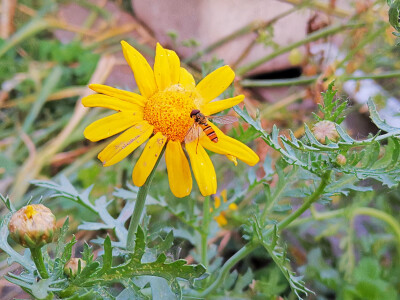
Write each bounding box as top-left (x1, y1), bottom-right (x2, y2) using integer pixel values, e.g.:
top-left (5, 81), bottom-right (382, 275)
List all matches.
top-left (155, 231), bottom-right (175, 253)
top-left (55, 217), bottom-right (70, 258)
top-left (134, 226), bottom-right (146, 259)
top-left (0, 194), bottom-right (15, 211)
top-left (0, 214), bottom-right (35, 271)
top-left (258, 226), bottom-right (314, 299)
top-left (233, 268), bottom-right (253, 293)
top-left (82, 242), bottom-right (94, 264)
top-left (102, 236), bottom-right (113, 272)
top-left (61, 235), bottom-right (77, 263)
top-left (367, 98), bottom-right (400, 132)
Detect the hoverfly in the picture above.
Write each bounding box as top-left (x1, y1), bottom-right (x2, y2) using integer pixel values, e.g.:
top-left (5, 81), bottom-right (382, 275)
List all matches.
top-left (185, 109), bottom-right (238, 144)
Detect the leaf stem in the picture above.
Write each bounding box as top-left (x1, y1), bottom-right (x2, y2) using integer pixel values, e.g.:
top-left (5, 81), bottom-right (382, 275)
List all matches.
top-left (30, 247), bottom-right (49, 279)
top-left (240, 70), bottom-right (400, 88)
top-left (201, 196), bottom-right (210, 268)
top-left (277, 170), bottom-right (332, 230)
top-left (352, 207), bottom-right (400, 260)
top-left (236, 22), bottom-right (363, 76)
top-left (194, 242), bottom-right (258, 297)
top-left (126, 147), bottom-right (166, 251)
top-left (261, 166), bottom-right (298, 222)
top-left (183, 7), bottom-right (298, 64)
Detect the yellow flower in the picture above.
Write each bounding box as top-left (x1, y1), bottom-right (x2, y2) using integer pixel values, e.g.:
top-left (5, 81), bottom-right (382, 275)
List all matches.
top-left (82, 41), bottom-right (259, 197)
top-left (212, 190), bottom-right (238, 227)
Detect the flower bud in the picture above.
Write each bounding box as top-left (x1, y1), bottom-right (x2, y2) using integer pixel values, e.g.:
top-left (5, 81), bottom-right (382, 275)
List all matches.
top-left (8, 204), bottom-right (56, 248)
top-left (289, 48), bottom-right (303, 65)
top-left (312, 120), bottom-right (339, 144)
top-left (336, 154), bottom-right (347, 166)
top-left (64, 258), bottom-right (86, 277)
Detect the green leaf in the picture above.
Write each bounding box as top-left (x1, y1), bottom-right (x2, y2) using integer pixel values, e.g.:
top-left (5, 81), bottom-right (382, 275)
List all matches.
top-left (82, 242), bottom-right (94, 264)
top-left (233, 268), bottom-right (253, 293)
top-left (0, 194), bottom-right (15, 212)
top-left (389, 1), bottom-right (400, 32)
top-left (256, 221), bottom-right (314, 300)
top-left (55, 217), bottom-right (70, 259)
top-left (100, 236), bottom-right (113, 274)
top-left (367, 98), bottom-right (400, 132)
top-left (65, 227), bottom-right (206, 298)
top-left (0, 213), bottom-right (35, 271)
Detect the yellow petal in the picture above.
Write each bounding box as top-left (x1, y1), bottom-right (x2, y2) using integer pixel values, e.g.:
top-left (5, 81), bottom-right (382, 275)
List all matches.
top-left (186, 142), bottom-right (217, 196)
top-left (82, 94), bottom-right (143, 112)
top-left (195, 65), bottom-right (235, 104)
top-left (84, 111), bottom-right (144, 142)
top-left (165, 140), bottom-right (192, 197)
top-left (154, 43), bottom-right (171, 91)
top-left (179, 67), bottom-right (195, 90)
top-left (166, 49), bottom-right (180, 84)
top-left (132, 132), bottom-right (167, 187)
top-left (215, 214), bottom-right (227, 227)
top-left (214, 196), bottom-right (221, 209)
top-left (89, 84), bottom-right (147, 106)
top-left (98, 121), bottom-right (153, 167)
top-left (203, 95), bottom-right (244, 115)
top-left (225, 154), bottom-right (238, 166)
top-left (121, 40), bottom-right (157, 98)
top-left (200, 123), bottom-right (259, 166)
top-left (221, 189), bottom-right (227, 202)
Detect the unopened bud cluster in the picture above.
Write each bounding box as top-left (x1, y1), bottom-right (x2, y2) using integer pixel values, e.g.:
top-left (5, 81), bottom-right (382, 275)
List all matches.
top-left (8, 204), bottom-right (56, 249)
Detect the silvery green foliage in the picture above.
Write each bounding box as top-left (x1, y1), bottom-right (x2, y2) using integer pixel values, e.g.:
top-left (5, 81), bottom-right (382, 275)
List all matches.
top-left (2, 83), bottom-right (400, 299)
top-left (233, 83), bottom-right (400, 299)
top-left (234, 83), bottom-right (400, 187)
top-left (0, 189), bottom-right (205, 299)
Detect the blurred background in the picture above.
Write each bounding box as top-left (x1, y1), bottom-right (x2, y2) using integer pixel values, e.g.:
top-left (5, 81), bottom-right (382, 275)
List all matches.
top-left (1, 0), bottom-right (400, 299)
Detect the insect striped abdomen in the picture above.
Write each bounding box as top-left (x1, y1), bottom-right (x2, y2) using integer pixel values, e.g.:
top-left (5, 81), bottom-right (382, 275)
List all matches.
top-left (201, 123), bottom-right (218, 142)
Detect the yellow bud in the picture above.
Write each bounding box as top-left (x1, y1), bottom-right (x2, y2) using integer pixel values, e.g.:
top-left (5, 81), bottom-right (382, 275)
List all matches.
top-left (336, 154), bottom-right (347, 166)
top-left (64, 258), bottom-right (86, 277)
top-left (8, 204), bottom-right (56, 249)
top-left (289, 48), bottom-right (303, 65)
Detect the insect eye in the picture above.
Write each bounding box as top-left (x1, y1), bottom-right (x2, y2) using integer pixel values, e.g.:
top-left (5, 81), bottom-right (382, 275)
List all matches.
top-left (190, 109), bottom-right (200, 117)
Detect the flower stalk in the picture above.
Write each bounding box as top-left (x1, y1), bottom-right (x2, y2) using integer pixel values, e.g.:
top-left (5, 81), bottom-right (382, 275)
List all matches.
top-left (194, 242), bottom-right (259, 297)
top-left (236, 22), bottom-right (363, 76)
top-left (126, 146), bottom-right (166, 251)
top-left (30, 247), bottom-right (49, 279)
top-left (277, 170), bottom-right (332, 230)
top-left (201, 196), bottom-right (210, 267)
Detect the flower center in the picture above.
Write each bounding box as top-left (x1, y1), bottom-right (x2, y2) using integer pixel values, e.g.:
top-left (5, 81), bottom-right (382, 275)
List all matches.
top-left (143, 85), bottom-right (198, 142)
top-left (25, 205), bottom-right (37, 219)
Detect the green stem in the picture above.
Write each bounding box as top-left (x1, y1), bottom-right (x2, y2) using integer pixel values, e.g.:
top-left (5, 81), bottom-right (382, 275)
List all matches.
top-left (0, 17), bottom-right (50, 58)
top-left (241, 76), bottom-right (318, 87)
top-left (336, 25), bottom-right (387, 70)
top-left (353, 207), bottom-right (400, 259)
top-left (277, 170), bottom-right (332, 230)
top-left (183, 7), bottom-right (298, 64)
top-left (236, 22), bottom-right (363, 76)
top-left (201, 196), bottom-right (210, 267)
top-left (126, 147), bottom-right (166, 251)
top-left (23, 66), bottom-right (63, 133)
top-left (261, 166), bottom-right (298, 222)
top-left (30, 247), bottom-right (49, 279)
top-left (194, 242), bottom-right (258, 297)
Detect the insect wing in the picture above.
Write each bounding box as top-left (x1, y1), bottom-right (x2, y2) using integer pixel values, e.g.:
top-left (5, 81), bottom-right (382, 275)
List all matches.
top-left (207, 115), bottom-right (238, 124)
top-left (184, 124), bottom-right (202, 143)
